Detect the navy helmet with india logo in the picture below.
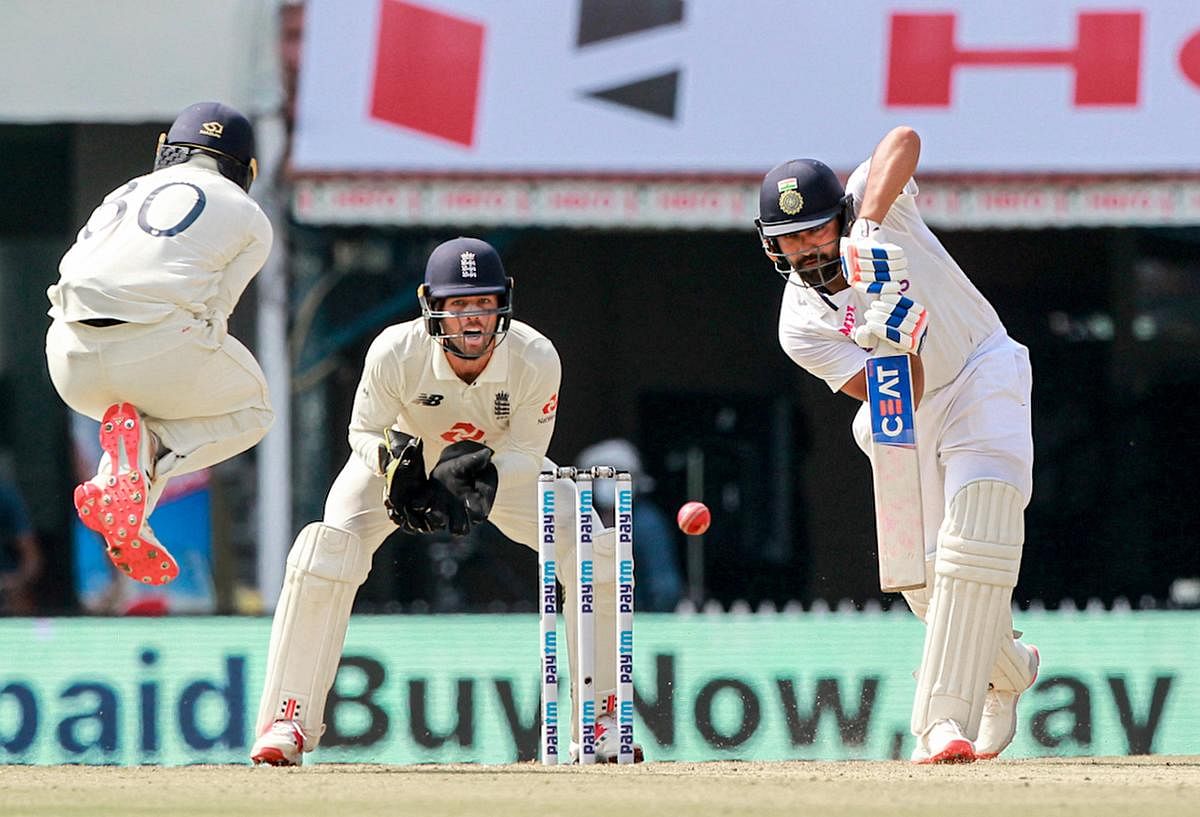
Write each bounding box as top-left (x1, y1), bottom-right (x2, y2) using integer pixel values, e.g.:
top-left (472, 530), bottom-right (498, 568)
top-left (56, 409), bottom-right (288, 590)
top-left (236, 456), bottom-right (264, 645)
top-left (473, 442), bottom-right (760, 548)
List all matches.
top-left (153, 101), bottom-right (258, 192)
top-left (418, 237), bottom-right (514, 359)
top-left (754, 158), bottom-right (855, 286)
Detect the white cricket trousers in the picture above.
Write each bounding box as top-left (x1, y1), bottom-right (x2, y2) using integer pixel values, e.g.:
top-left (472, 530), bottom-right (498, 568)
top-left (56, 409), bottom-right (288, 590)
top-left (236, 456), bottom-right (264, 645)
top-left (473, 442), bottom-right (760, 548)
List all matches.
top-left (45, 310), bottom-right (274, 485)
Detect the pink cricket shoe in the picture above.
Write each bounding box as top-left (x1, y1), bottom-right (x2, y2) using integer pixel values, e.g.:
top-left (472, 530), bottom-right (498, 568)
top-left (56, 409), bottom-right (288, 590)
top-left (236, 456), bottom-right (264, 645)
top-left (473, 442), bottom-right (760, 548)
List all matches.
top-left (74, 402), bottom-right (178, 585)
top-left (912, 719), bottom-right (976, 765)
top-left (251, 720), bottom-right (308, 767)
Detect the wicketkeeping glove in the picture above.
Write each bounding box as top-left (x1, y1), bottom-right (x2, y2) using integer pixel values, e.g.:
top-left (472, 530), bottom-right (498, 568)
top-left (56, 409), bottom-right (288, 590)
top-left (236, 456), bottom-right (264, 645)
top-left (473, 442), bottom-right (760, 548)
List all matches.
top-left (378, 427), bottom-right (444, 534)
top-left (430, 440), bottom-right (498, 535)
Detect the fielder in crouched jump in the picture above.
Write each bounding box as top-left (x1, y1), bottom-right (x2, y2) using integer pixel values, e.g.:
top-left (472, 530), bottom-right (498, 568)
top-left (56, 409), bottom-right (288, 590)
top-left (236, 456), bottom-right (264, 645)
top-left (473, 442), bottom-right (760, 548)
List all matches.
top-left (45, 101), bottom-right (274, 586)
top-left (756, 126), bottom-right (1040, 763)
top-left (251, 237), bottom-right (642, 765)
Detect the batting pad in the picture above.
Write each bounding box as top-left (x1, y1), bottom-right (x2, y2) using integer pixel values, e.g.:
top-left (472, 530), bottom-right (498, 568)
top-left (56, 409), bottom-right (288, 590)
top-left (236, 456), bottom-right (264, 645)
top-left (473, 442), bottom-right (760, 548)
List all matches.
top-left (902, 557), bottom-right (1034, 695)
top-left (912, 480), bottom-right (1024, 741)
top-left (255, 523), bottom-right (372, 748)
top-left (990, 634), bottom-right (1038, 693)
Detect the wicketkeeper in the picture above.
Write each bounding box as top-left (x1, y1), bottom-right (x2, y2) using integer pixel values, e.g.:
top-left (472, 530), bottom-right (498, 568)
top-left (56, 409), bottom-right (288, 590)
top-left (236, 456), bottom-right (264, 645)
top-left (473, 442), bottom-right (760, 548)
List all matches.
top-left (251, 237), bottom-right (643, 765)
top-left (756, 126), bottom-right (1040, 763)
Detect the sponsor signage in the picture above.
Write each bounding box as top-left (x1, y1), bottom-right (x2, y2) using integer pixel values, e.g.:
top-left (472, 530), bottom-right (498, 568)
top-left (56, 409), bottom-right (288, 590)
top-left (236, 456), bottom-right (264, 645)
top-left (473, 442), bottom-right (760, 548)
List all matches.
top-left (294, 0), bottom-right (1200, 175)
top-left (1, 613), bottom-right (1196, 765)
top-left (866, 357), bottom-right (917, 448)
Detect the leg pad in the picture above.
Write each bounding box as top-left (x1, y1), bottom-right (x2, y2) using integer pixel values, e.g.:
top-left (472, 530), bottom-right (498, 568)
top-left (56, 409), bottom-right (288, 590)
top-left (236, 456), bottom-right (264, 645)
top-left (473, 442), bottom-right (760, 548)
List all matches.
top-left (912, 480), bottom-right (1024, 739)
top-left (253, 523), bottom-right (372, 749)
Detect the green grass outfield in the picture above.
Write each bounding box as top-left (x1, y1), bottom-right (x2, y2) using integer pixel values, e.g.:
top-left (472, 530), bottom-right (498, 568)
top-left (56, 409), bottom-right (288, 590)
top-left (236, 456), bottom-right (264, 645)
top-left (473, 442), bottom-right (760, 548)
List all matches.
top-left (2, 756), bottom-right (1197, 817)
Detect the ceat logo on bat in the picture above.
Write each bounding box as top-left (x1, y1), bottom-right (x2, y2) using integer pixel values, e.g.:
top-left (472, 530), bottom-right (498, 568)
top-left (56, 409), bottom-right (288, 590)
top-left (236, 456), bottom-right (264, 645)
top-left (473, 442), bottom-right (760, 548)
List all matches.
top-left (441, 422), bottom-right (485, 443)
top-left (866, 356), bottom-right (916, 448)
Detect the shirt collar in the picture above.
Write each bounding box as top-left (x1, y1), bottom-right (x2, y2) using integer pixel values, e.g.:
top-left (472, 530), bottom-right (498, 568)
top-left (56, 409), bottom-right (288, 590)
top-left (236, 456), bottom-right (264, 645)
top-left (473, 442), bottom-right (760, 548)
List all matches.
top-left (798, 282), bottom-right (852, 313)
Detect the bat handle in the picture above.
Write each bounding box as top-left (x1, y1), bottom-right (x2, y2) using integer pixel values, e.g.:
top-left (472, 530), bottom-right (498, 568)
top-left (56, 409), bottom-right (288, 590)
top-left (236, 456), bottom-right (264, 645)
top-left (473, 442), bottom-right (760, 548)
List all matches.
top-left (852, 326), bottom-right (877, 352)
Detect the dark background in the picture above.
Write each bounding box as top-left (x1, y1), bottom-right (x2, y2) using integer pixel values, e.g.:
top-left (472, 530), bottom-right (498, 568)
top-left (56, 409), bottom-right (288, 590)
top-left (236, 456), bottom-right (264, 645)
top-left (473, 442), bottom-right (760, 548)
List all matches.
top-left (1, 126), bottom-right (1198, 616)
top-left (286, 223), bottom-right (1200, 614)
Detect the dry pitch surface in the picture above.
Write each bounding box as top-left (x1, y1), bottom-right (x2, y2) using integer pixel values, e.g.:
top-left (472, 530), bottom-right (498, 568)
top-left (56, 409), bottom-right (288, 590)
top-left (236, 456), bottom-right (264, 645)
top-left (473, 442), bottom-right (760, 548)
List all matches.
top-left (3, 756), bottom-right (1198, 817)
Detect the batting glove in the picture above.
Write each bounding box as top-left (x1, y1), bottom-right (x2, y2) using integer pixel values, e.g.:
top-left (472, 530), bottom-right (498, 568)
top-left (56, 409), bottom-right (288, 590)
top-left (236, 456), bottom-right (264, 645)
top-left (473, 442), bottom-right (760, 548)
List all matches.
top-left (852, 289), bottom-right (929, 354)
top-left (840, 219), bottom-right (908, 293)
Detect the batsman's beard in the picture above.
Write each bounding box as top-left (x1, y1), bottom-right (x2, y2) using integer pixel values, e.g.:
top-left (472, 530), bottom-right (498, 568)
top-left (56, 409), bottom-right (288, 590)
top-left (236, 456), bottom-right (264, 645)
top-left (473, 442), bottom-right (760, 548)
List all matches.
top-left (794, 252), bottom-right (843, 288)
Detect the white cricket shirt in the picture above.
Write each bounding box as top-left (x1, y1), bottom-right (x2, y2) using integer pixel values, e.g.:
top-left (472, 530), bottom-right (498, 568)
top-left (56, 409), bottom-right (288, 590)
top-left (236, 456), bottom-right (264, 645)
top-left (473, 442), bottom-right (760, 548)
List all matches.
top-left (778, 159), bottom-right (1004, 393)
top-left (347, 318), bottom-right (561, 500)
top-left (48, 158), bottom-right (272, 324)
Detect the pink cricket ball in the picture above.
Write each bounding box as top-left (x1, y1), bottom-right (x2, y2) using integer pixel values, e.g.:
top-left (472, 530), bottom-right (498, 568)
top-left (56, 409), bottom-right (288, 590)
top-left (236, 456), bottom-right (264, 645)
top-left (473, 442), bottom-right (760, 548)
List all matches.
top-left (676, 501), bottom-right (711, 536)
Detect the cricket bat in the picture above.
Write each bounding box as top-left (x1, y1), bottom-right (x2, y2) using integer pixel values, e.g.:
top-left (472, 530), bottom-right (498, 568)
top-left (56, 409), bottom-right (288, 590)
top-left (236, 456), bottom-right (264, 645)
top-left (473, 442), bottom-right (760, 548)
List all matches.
top-left (865, 353), bottom-right (926, 592)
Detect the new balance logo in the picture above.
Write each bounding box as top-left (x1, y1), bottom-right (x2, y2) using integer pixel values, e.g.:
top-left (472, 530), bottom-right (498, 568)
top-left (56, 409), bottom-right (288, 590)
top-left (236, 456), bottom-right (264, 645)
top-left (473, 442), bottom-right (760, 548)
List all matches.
top-left (415, 393), bottom-right (444, 406)
top-left (460, 251), bottom-right (477, 278)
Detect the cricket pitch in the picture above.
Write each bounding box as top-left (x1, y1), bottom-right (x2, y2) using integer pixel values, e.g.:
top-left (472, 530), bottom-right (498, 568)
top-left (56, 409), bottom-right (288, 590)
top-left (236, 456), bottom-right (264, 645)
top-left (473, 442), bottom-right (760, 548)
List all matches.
top-left (2, 756), bottom-right (1198, 817)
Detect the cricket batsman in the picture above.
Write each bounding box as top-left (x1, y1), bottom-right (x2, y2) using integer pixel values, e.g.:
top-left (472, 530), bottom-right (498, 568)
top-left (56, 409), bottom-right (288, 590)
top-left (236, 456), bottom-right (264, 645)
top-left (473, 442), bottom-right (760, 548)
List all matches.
top-left (756, 126), bottom-right (1040, 763)
top-left (251, 237), bottom-right (643, 765)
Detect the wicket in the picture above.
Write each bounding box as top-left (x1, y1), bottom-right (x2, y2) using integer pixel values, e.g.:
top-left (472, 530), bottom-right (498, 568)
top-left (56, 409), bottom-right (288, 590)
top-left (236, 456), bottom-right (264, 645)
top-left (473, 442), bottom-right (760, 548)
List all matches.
top-left (538, 466), bottom-right (635, 765)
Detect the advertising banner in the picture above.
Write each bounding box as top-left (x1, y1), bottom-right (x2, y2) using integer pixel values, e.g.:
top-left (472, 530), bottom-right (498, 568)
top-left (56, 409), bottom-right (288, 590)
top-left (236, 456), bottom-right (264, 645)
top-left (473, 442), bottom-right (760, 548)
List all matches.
top-left (291, 175), bottom-right (1200, 229)
top-left (1, 612), bottom-right (1196, 765)
top-left (292, 0), bottom-right (1200, 175)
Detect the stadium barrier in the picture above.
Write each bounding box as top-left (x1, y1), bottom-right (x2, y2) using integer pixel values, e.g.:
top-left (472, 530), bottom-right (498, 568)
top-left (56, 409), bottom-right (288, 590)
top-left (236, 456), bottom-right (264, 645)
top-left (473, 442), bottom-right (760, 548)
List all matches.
top-left (1, 611), bottom-right (1195, 764)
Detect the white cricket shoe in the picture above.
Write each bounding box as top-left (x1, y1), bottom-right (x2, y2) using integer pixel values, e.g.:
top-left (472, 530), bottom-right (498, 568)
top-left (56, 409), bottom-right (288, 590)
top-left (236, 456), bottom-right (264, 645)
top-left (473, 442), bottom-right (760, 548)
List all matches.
top-left (251, 720), bottom-right (307, 766)
top-left (568, 713), bottom-right (645, 764)
top-left (911, 719), bottom-right (976, 764)
top-left (976, 644), bottom-right (1041, 760)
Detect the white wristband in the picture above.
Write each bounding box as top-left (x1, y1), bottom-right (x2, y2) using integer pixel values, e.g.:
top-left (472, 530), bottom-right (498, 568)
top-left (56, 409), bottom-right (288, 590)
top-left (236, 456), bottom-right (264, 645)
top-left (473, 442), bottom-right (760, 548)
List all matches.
top-left (850, 217), bottom-right (882, 239)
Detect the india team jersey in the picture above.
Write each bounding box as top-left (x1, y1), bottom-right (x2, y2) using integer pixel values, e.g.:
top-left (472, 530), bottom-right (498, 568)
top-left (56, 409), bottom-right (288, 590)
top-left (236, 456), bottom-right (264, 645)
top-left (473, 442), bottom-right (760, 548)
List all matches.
top-left (778, 159), bottom-right (1005, 393)
top-left (48, 159), bottom-right (272, 324)
top-left (347, 319), bottom-right (561, 498)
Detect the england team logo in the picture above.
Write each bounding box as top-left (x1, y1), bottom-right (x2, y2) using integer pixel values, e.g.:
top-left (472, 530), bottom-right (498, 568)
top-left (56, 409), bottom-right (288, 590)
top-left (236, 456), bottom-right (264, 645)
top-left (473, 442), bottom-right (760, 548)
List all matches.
top-left (493, 391), bottom-right (511, 418)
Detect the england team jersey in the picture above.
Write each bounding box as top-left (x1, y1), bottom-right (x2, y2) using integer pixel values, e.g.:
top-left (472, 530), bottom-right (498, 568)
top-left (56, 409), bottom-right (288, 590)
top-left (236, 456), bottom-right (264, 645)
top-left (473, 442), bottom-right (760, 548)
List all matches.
top-left (778, 159), bottom-right (1005, 393)
top-left (347, 319), bottom-right (561, 498)
top-left (49, 160), bottom-right (272, 324)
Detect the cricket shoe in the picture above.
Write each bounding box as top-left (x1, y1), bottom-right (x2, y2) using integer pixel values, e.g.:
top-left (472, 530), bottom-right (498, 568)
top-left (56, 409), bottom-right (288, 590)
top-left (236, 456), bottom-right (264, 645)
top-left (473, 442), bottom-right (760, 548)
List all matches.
top-left (976, 644), bottom-right (1041, 760)
top-left (74, 403), bottom-right (177, 585)
top-left (568, 713), bottom-right (644, 764)
top-left (251, 720), bottom-right (307, 766)
top-left (118, 524), bottom-right (179, 586)
top-left (912, 719), bottom-right (976, 764)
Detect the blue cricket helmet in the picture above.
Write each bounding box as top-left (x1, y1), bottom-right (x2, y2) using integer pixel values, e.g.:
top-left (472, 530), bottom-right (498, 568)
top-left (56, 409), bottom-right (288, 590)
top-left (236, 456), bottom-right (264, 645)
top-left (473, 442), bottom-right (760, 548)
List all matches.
top-left (154, 101), bottom-right (258, 192)
top-left (755, 158), bottom-right (855, 286)
top-left (418, 238), bottom-right (514, 360)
